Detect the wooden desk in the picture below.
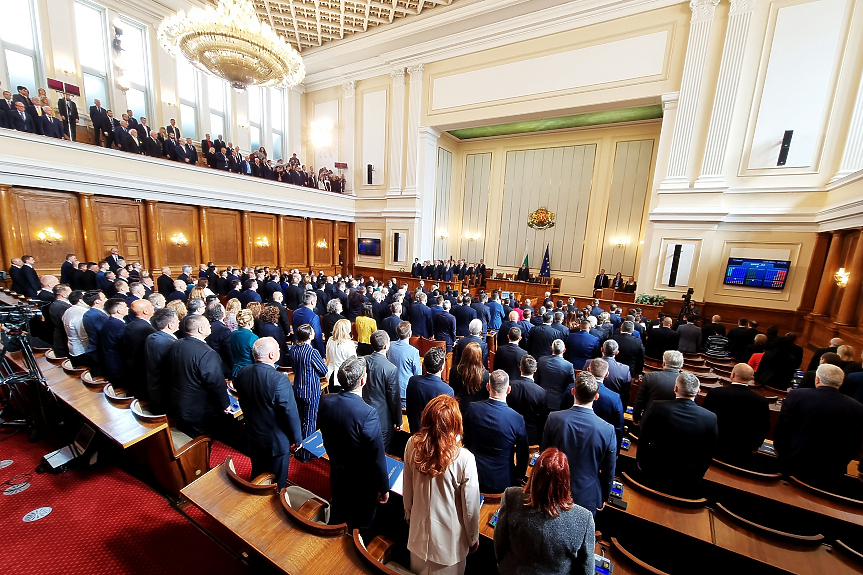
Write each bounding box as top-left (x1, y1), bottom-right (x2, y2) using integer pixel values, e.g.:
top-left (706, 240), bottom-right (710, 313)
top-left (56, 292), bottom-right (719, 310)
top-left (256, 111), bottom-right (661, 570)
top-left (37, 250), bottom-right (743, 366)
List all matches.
top-left (182, 462), bottom-right (374, 574)
top-left (486, 279), bottom-right (551, 300)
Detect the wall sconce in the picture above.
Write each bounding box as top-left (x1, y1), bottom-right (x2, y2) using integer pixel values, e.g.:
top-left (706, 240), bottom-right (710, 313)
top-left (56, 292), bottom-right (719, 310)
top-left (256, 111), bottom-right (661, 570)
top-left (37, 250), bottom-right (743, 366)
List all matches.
top-left (170, 232), bottom-right (188, 247)
top-left (36, 227), bottom-right (62, 244)
top-left (163, 99), bottom-right (177, 108)
top-left (55, 59), bottom-right (76, 76)
top-left (464, 233), bottom-right (480, 241)
top-left (256, 236), bottom-right (270, 248)
top-left (611, 237), bottom-right (631, 248)
top-left (438, 231), bottom-right (449, 239)
top-left (311, 118), bottom-right (334, 148)
top-left (316, 238), bottom-right (328, 249)
top-left (835, 267), bottom-right (850, 288)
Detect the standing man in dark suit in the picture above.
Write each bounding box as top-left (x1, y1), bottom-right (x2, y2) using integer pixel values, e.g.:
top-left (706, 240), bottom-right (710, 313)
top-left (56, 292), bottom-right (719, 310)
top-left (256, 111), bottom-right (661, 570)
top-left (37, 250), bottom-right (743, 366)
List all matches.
top-left (593, 269), bottom-right (609, 291)
top-left (637, 372), bottom-right (718, 497)
top-left (20, 255), bottom-right (40, 298)
top-left (123, 300), bottom-right (156, 399)
top-left (89, 99), bottom-right (107, 146)
top-left (701, 363), bottom-right (770, 465)
top-left (506, 355), bottom-right (548, 445)
top-left (588, 340), bottom-right (633, 408)
top-left (676, 315), bottom-right (702, 353)
top-left (58, 93), bottom-right (79, 140)
top-left (99, 299), bottom-right (129, 384)
top-left (452, 296), bottom-right (477, 338)
top-left (7, 258), bottom-right (24, 295)
top-left (432, 301), bottom-right (457, 353)
top-left (464, 370), bottom-right (529, 493)
top-left (100, 110), bottom-right (120, 148)
top-left (405, 347), bottom-right (453, 432)
top-left (233, 337), bottom-right (303, 488)
top-left (39, 107), bottom-right (64, 139)
top-left (105, 247), bottom-right (123, 272)
top-left (363, 331), bottom-right (402, 451)
top-left (318, 357), bottom-right (390, 538)
top-left (452, 319), bottom-right (489, 368)
top-left (645, 317), bottom-right (679, 359)
top-left (726, 318), bottom-right (754, 362)
top-left (184, 138), bottom-right (199, 165)
top-left (495, 327), bottom-right (528, 379)
top-left (633, 350), bottom-right (683, 424)
top-left (9, 101), bottom-right (35, 133)
top-left (470, 293), bottom-right (491, 337)
top-left (165, 118), bottom-right (181, 141)
top-left (562, 359), bottom-right (624, 448)
top-left (48, 285), bottom-right (72, 358)
top-left (142, 130), bottom-right (163, 157)
top-left (528, 313), bottom-right (558, 360)
top-left (564, 319), bottom-right (600, 368)
top-left (774, 364), bottom-right (863, 485)
top-left (122, 129), bottom-right (141, 153)
top-left (169, 315), bottom-right (231, 436)
top-left (536, 340), bottom-right (575, 412)
top-left (144, 308), bottom-right (179, 413)
top-left (411, 258), bottom-right (422, 278)
top-left (542, 371), bottom-right (616, 516)
top-left (611, 321), bottom-right (644, 377)
top-left (156, 267), bottom-right (174, 296)
top-left (204, 302), bottom-right (234, 379)
top-left (805, 337), bottom-right (843, 372)
top-left (701, 315), bottom-right (726, 344)
top-left (408, 292), bottom-right (434, 338)
top-left (60, 254), bottom-right (78, 286)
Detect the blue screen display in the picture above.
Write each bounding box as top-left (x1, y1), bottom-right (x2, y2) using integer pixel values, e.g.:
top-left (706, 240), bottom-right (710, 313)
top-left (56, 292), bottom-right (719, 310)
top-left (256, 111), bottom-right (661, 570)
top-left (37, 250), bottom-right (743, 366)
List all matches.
top-left (724, 258), bottom-right (789, 289)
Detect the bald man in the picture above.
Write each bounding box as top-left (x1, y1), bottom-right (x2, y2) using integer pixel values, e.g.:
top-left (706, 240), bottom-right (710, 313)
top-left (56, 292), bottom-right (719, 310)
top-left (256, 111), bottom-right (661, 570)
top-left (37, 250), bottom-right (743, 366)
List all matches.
top-left (701, 363), bottom-right (770, 466)
top-left (123, 299), bottom-right (156, 398)
top-left (8, 257), bottom-right (25, 295)
top-left (232, 337), bottom-right (303, 488)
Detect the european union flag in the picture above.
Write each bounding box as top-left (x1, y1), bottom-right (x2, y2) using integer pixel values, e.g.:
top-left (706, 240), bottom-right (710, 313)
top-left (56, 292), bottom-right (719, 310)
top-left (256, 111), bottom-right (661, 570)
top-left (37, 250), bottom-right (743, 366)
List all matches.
top-left (539, 244), bottom-right (551, 277)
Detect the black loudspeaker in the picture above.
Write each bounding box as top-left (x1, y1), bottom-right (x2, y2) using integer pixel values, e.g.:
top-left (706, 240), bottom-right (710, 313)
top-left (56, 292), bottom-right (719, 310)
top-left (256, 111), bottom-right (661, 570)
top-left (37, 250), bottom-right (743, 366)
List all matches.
top-left (367, 164), bottom-right (373, 185)
top-left (777, 130), bottom-right (793, 166)
top-left (668, 244), bottom-right (682, 288)
top-left (393, 233), bottom-right (400, 262)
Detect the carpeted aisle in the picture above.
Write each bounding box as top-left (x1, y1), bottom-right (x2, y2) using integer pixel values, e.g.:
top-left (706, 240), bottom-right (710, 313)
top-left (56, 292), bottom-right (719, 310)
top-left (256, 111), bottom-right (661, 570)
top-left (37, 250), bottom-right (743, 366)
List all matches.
top-left (0, 429), bottom-right (250, 575)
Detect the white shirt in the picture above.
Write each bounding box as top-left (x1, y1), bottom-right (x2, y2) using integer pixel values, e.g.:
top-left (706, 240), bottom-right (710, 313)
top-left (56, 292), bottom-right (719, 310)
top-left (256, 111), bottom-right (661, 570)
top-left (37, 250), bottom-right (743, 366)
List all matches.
top-left (63, 304), bottom-right (89, 356)
top-left (325, 339), bottom-right (356, 386)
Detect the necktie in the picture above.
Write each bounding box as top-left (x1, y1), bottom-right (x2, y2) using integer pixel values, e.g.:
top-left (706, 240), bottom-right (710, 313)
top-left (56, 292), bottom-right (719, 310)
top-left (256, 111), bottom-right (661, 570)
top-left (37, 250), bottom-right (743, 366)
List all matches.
top-left (21, 112), bottom-right (26, 120)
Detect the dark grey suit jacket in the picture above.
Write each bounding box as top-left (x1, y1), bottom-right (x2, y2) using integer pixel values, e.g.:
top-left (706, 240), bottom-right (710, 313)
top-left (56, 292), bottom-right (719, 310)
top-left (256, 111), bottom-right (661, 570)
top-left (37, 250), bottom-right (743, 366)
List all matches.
top-left (633, 368), bottom-right (679, 423)
top-left (362, 352), bottom-right (401, 449)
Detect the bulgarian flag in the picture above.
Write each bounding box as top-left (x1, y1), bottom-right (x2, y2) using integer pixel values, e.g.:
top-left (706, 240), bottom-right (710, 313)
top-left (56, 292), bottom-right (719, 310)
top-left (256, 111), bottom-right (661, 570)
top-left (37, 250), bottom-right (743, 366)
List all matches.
top-left (522, 253), bottom-right (529, 268)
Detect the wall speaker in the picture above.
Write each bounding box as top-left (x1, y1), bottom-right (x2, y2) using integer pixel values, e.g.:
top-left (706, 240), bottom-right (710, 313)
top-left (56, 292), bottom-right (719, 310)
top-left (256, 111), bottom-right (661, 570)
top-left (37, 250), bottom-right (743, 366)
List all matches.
top-left (777, 130), bottom-right (793, 166)
top-left (367, 164), bottom-right (373, 185)
top-left (668, 244), bottom-right (682, 288)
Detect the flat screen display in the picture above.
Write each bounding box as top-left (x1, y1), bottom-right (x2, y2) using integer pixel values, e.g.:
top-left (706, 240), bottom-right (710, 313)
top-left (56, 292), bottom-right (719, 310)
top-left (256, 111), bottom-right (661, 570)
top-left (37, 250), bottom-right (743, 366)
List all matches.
top-left (724, 258), bottom-right (790, 289)
top-left (357, 238), bottom-right (381, 257)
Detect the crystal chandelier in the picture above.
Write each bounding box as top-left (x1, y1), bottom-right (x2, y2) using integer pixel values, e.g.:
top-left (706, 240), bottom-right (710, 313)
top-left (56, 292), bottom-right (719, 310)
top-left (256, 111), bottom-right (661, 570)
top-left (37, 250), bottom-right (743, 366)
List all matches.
top-left (158, 0), bottom-right (305, 91)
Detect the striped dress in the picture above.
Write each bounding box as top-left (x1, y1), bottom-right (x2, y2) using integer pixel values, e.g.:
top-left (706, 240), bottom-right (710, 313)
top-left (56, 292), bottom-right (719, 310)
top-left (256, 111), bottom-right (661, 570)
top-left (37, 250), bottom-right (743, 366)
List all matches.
top-left (289, 342), bottom-right (328, 439)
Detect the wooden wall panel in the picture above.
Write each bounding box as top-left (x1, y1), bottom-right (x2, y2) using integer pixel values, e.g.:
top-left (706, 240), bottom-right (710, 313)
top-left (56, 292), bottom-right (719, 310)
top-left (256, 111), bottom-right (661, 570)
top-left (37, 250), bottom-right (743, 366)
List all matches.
top-left (157, 203), bottom-right (200, 269)
top-left (11, 189), bottom-right (84, 276)
top-left (280, 216), bottom-right (308, 268)
top-left (337, 221), bottom-right (350, 239)
top-left (206, 209), bottom-right (242, 268)
top-left (249, 213), bottom-right (278, 268)
top-left (311, 219), bottom-right (334, 267)
top-left (92, 197), bottom-right (144, 266)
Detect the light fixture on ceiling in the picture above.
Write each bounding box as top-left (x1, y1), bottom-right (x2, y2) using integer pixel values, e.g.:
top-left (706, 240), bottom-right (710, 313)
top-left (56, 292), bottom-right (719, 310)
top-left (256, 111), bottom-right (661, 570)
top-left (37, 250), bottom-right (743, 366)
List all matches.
top-left (611, 237), bottom-right (630, 248)
top-left (311, 119), bottom-right (334, 148)
top-left (256, 236), bottom-right (270, 248)
top-left (158, 0), bottom-right (305, 91)
top-left (36, 227), bottom-right (62, 244)
top-left (316, 238), bottom-right (328, 249)
top-left (170, 232), bottom-right (189, 246)
top-left (835, 267), bottom-right (850, 287)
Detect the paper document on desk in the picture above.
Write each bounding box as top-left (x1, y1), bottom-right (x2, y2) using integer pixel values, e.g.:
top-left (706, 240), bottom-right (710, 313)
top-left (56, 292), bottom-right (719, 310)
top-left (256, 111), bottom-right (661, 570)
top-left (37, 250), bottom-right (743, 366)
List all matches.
top-left (300, 431), bottom-right (327, 458)
top-left (386, 457), bottom-right (404, 495)
top-left (758, 439), bottom-right (776, 456)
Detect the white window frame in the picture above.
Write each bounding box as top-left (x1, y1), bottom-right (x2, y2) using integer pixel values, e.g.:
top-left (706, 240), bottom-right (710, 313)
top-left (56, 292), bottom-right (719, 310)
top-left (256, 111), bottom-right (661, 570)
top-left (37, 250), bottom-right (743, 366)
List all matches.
top-left (0, 0), bottom-right (44, 98)
top-left (74, 0), bottom-right (112, 111)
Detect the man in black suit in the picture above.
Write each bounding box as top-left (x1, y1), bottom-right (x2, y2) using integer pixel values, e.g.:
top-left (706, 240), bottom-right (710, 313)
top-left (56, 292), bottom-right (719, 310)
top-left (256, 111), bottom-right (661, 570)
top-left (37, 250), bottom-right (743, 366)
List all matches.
top-left (701, 363), bottom-right (770, 465)
top-left (89, 99), bottom-right (107, 146)
top-left (100, 110), bottom-right (121, 148)
top-left (453, 319), bottom-right (489, 368)
top-left (464, 370), bottom-right (529, 493)
top-left (144, 308), bottom-right (179, 413)
top-left (142, 130), bottom-right (163, 157)
top-left (157, 267), bottom-right (174, 296)
top-left (234, 337), bottom-right (303, 489)
top-left (495, 327), bottom-right (527, 380)
top-left (633, 350), bottom-right (683, 424)
top-left (48, 285), bottom-right (72, 358)
top-left (169, 315), bottom-right (231, 436)
top-left (726, 318), bottom-right (755, 362)
top-left (105, 248), bottom-right (123, 272)
top-left (183, 138), bottom-right (199, 165)
top-left (362, 331), bottom-right (401, 451)
top-left (122, 129), bottom-right (141, 153)
top-left (407, 292), bottom-right (434, 338)
top-left (611, 321), bottom-right (645, 377)
top-left (775, 364), bottom-right (863, 485)
top-left (39, 107), bottom-right (64, 139)
top-left (432, 301), bottom-right (457, 353)
top-left (166, 118), bottom-right (181, 141)
top-left (507, 355), bottom-right (549, 445)
top-left (516, 264), bottom-right (529, 282)
top-left (470, 293), bottom-right (491, 337)
top-left (284, 276), bottom-right (303, 310)
top-left (405, 347), bottom-right (454, 432)
top-left (594, 268), bottom-right (609, 291)
top-left (9, 101), bottom-right (35, 133)
top-left (645, 317), bottom-right (679, 359)
top-left (122, 300), bottom-right (156, 399)
top-left (536, 339), bottom-right (575, 412)
top-left (411, 258), bottom-right (422, 278)
top-left (701, 315), bottom-right (726, 346)
top-left (204, 302), bottom-right (234, 379)
top-left (1, 90), bottom-right (14, 114)
top-left (451, 296), bottom-right (477, 338)
top-left (19, 255), bottom-right (40, 298)
top-left (318, 356), bottom-right (390, 537)
top-left (7, 257), bottom-right (24, 294)
top-left (805, 337), bottom-right (843, 372)
top-left (527, 313), bottom-right (558, 360)
top-left (637, 371), bottom-right (718, 497)
top-left (12, 85), bottom-right (30, 106)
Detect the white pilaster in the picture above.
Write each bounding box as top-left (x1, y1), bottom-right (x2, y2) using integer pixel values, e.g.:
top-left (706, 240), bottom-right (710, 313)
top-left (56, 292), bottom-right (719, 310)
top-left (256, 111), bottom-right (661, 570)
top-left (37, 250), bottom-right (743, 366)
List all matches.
top-left (695, 0), bottom-right (756, 189)
top-left (660, 0), bottom-right (721, 190)
top-left (388, 67), bottom-right (407, 197)
top-left (833, 71), bottom-right (863, 182)
top-left (404, 64), bottom-right (424, 196)
top-left (415, 126), bottom-right (441, 261)
top-left (341, 81), bottom-right (356, 195)
top-left (288, 85), bottom-right (304, 163)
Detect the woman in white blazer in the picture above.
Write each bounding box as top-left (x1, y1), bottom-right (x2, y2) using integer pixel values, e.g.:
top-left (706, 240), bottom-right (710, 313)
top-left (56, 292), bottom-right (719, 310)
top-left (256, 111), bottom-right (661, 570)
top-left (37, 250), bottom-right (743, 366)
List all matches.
top-left (404, 395), bottom-right (480, 575)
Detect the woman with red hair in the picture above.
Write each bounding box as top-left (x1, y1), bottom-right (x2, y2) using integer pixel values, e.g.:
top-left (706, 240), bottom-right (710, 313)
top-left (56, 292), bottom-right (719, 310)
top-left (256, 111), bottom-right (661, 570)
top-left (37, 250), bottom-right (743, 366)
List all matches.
top-left (403, 395), bottom-right (480, 575)
top-left (493, 447), bottom-right (595, 574)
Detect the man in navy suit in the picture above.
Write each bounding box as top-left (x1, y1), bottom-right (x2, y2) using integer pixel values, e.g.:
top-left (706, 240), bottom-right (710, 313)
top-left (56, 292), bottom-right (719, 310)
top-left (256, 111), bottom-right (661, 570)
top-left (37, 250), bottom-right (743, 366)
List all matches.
top-left (470, 293), bottom-right (491, 337)
top-left (487, 293), bottom-right (505, 330)
top-left (234, 338), bottom-right (303, 488)
top-left (562, 359), bottom-right (624, 448)
top-left (542, 371), bottom-right (617, 516)
top-left (184, 138), bottom-right (199, 164)
top-left (528, 313), bottom-right (559, 360)
top-left (495, 327), bottom-right (527, 380)
top-left (464, 370), bottom-right (529, 493)
top-left (452, 319), bottom-right (489, 368)
top-left (611, 321), bottom-right (645, 377)
top-left (506, 355), bottom-right (548, 445)
top-left (586, 339), bottom-right (633, 408)
top-left (637, 372), bottom-right (718, 497)
top-left (145, 308), bottom-right (179, 413)
top-left (123, 300), bottom-right (156, 399)
top-left (408, 292), bottom-right (435, 338)
top-left (81, 290), bottom-right (109, 376)
top-left (292, 291), bottom-right (325, 356)
top-left (497, 311), bottom-right (520, 348)
top-left (536, 339), bottom-right (575, 412)
top-left (775, 364), bottom-right (863, 485)
top-left (60, 254), bottom-right (78, 286)
top-left (432, 301), bottom-right (457, 353)
top-left (564, 319), bottom-right (600, 369)
top-left (633, 350), bottom-right (683, 424)
top-left (452, 296), bottom-right (477, 338)
top-left (589, 299), bottom-right (604, 318)
top-left (39, 107), bottom-right (64, 139)
top-left (318, 357), bottom-right (390, 537)
top-left (239, 279), bottom-right (261, 307)
top-left (19, 255), bottom-right (40, 298)
top-left (99, 298), bottom-right (129, 383)
top-left (405, 347), bottom-right (453, 433)
top-left (9, 101), bottom-right (35, 133)
top-left (380, 303), bottom-right (402, 342)
top-left (645, 317), bottom-right (680, 360)
top-left (204, 302), bottom-right (234, 379)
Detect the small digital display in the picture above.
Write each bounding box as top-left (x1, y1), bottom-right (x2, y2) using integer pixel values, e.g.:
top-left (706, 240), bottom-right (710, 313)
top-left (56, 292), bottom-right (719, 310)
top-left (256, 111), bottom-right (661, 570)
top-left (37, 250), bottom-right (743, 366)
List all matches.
top-left (724, 258), bottom-right (789, 289)
top-left (357, 238), bottom-right (381, 257)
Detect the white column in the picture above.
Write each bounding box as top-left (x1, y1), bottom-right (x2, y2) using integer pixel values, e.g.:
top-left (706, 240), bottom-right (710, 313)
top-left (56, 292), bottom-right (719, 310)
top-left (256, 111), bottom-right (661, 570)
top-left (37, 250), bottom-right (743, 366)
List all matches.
top-left (388, 67), bottom-right (407, 197)
top-left (833, 71), bottom-right (863, 181)
top-left (404, 64), bottom-right (424, 196)
top-left (341, 81), bottom-right (356, 195)
top-left (415, 126), bottom-right (440, 261)
top-left (695, 0), bottom-right (756, 189)
top-left (660, 0), bottom-right (721, 189)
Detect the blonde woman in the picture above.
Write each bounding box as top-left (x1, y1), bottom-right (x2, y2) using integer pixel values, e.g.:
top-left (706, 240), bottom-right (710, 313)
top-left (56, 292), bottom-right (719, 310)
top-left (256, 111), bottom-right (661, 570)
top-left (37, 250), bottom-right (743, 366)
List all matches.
top-left (247, 301), bottom-right (263, 334)
top-left (189, 287), bottom-right (206, 301)
top-left (229, 309), bottom-right (258, 378)
top-left (326, 319), bottom-right (356, 390)
top-left (225, 298), bottom-right (241, 331)
top-left (165, 300), bottom-right (187, 337)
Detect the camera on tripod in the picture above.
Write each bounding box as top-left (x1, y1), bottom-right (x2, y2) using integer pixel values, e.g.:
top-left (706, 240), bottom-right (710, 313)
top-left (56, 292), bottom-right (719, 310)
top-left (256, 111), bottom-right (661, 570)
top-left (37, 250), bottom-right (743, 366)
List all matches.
top-left (678, 287), bottom-right (696, 323)
top-left (0, 304), bottom-right (42, 331)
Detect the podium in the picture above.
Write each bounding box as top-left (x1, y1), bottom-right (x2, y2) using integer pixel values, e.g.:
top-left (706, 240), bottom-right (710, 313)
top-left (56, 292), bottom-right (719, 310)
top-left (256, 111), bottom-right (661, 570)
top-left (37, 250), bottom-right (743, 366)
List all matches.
top-left (593, 288), bottom-right (616, 300)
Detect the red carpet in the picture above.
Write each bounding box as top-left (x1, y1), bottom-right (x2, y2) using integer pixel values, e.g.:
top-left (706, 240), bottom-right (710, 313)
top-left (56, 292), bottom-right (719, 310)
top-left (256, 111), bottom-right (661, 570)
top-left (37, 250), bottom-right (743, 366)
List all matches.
top-left (0, 429), bottom-right (250, 575)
